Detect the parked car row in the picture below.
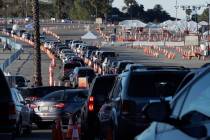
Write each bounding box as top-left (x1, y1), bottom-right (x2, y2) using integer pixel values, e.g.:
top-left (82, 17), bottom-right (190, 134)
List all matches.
top-left (56, 39), bottom-right (210, 140)
top-left (2, 28), bottom-right (46, 43)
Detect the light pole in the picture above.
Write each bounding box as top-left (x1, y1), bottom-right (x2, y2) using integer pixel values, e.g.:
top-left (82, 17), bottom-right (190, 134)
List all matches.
top-left (25, 0), bottom-right (28, 18)
top-left (175, 0), bottom-right (178, 21)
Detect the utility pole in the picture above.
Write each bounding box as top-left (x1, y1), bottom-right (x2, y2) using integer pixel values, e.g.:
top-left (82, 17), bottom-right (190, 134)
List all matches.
top-left (25, 0), bottom-right (28, 18)
top-left (175, 0), bottom-right (178, 21)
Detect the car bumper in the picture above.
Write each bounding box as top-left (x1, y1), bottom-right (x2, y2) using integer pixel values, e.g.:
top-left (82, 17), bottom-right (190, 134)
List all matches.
top-left (33, 112), bottom-right (57, 123)
top-left (118, 116), bottom-right (150, 139)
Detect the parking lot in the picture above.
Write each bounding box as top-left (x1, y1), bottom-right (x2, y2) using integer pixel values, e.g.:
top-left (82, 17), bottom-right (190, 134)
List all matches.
top-left (1, 22), bottom-right (210, 140)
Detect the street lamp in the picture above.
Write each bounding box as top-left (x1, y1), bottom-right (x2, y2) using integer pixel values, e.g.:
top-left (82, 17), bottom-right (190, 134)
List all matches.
top-left (25, 0), bottom-right (28, 18)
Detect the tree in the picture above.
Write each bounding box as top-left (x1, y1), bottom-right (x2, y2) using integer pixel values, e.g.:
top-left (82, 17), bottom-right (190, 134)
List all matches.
top-left (32, 0), bottom-right (42, 86)
top-left (69, 0), bottom-right (91, 20)
top-left (0, 0), bottom-right (3, 8)
top-left (198, 8), bottom-right (208, 22)
top-left (88, 0), bottom-right (113, 18)
top-left (53, 0), bottom-right (66, 19)
top-left (124, 0), bottom-right (137, 7)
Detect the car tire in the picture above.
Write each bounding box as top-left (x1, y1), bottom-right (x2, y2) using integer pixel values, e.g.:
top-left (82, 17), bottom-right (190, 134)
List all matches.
top-left (16, 120), bottom-right (23, 137)
top-left (37, 122), bottom-right (46, 129)
top-left (105, 123), bottom-right (118, 140)
top-left (23, 123), bottom-right (32, 135)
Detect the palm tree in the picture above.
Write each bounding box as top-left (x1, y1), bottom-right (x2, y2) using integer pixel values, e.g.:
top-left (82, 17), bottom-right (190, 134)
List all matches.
top-left (32, 0), bottom-right (42, 86)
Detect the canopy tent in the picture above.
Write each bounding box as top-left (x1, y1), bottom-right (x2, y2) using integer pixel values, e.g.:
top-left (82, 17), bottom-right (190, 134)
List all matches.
top-left (81, 31), bottom-right (97, 40)
top-left (160, 20), bottom-right (201, 33)
top-left (119, 20), bottom-right (146, 29)
top-left (145, 22), bottom-right (161, 29)
top-left (81, 31), bottom-right (98, 46)
top-left (199, 21), bottom-right (208, 26)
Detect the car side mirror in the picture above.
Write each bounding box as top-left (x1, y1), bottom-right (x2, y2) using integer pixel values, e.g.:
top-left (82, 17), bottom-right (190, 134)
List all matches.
top-left (25, 99), bottom-right (31, 104)
top-left (20, 101), bottom-right (26, 105)
top-left (142, 101), bottom-right (171, 122)
top-left (179, 111), bottom-right (207, 138)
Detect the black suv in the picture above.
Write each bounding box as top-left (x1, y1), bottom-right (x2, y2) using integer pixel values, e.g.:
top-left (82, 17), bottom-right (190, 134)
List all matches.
top-left (0, 69), bottom-right (16, 139)
top-left (80, 74), bottom-right (117, 140)
top-left (98, 66), bottom-right (191, 140)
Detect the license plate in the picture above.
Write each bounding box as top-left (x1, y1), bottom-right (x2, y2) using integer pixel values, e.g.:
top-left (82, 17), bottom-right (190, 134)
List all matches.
top-left (40, 106), bottom-right (48, 111)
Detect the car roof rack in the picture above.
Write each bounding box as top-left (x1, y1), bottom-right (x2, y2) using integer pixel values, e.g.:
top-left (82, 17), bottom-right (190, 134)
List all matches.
top-left (132, 65), bottom-right (189, 71)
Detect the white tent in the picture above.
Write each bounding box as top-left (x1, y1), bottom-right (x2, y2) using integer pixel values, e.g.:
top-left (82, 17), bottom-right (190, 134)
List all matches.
top-left (199, 21), bottom-right (208, 26)
top-left (119, 20), bottom-right (146, 28)
top-left (81, 31), bottom-right (97, 40)
top-left (81, 31), bottom-right (98, 46)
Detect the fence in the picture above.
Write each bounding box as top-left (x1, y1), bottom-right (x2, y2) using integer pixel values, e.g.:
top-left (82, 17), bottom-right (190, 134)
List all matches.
top-left (0, 37), bottom-right (23, 71)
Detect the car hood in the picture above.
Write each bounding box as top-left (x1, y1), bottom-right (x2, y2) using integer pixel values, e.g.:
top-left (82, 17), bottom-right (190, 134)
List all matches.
top-left (134, 122), bottom-right (157, 140)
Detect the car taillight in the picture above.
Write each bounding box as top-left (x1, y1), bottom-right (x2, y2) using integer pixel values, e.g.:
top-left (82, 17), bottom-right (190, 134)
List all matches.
top-left (9, 103), bottom-right (16, 115)
top-left (30, 104), bottom-right (38, 109)
top-left (54, 103), bottom-right (65, 109)
top-left (88, 96), bottom-right (94, 112)
top-left (26, 96), bottom-right (38, 102)
top-left (121, 100), bottom-right (136, 115)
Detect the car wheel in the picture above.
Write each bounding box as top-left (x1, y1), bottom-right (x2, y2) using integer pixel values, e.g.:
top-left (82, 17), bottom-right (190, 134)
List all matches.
top-left (23, 123), bottom-right (32, 135)
top-left (37, 122), bottom-right (46, 129)
top-left (16, 120), bottom-right (23, 137)
top-left (106, 124), bottom-right (117, 140)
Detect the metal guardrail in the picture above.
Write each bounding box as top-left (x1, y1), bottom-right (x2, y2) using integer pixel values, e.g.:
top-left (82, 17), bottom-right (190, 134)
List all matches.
top-left (0, 49), bottom-right (23, 71)
top-left (0, 37), bottom-right (23, 71)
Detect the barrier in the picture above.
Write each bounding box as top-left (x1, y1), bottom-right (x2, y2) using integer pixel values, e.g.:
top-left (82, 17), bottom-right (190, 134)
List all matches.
top-left (52, 118), bottom-right (64, 140)
top-left (49, 65), bottom-right (54, 86)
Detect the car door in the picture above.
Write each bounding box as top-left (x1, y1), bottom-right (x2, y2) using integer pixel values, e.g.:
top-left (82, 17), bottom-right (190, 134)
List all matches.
top-left (11, 89), bottom-right (22, 123)
top-left (155, 69), bottom-right (210, 140)
top-left (109, 77), bottom-right (123, 126)
top-left (16, 91), bottom-right (30, 126)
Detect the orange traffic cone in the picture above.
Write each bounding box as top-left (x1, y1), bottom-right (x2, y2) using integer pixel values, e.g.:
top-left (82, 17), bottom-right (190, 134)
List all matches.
top-left (52, 123), bottom-right (58, 140)
top-left (65, 117), bottom-right (73, 139)
top-left (55, 118), bottom-right (64, 140)
top-left (72, 125), bottom-right (80, 140)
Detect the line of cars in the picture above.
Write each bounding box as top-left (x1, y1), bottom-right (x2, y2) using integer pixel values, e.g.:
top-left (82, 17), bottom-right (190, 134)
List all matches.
top-left (2, 36), bottom-right (210, 140)
top-left (61, 39), bottom-right (210, 140)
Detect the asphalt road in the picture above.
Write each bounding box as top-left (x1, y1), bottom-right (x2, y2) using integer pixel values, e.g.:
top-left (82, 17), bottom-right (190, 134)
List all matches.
top-left (2, 22), bottom-right (210, 140)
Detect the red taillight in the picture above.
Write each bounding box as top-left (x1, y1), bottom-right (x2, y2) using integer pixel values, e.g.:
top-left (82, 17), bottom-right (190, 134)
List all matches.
top-left (26, 96), bottom-right (38, 102)
top-left (88, 96), bottom-right (94, 112)
top-left (89, 96), bottom-right (94, 102)
top-left (9, 104), bottom-right (16, 115)
top-left (54, 103), bottom-right (65, 109)
top-left (30, 104), bottom-right (37, 109)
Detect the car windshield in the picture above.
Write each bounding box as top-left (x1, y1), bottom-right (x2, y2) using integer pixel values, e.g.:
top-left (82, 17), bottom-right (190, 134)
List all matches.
top-left (64, 63), bottom-right (81, 69)
top-left (64, 90), bottom-right (88, 102)
top-left (78, 69), bottom-right (95, 77)
top-left (92, 77), bottom-right (116, 102)
top-left (128, 72), bottom-right (188, 97)
top-left (15, 76), bottom-right (25, 83)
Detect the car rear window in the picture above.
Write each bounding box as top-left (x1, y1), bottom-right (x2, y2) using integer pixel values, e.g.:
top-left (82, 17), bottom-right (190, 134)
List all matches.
top-left (64, 90), bottom-right (88, 102)
top-left (78, 69), bottom-right (95, 77)
top-left (92, 77), bottom-right (116, 101)
top-left (20, 86), bottom-right (70, 98)
top-left (64, 63), bottom-right (81, 69)
top-left (0, 70), bottom-right (12, 100)
top-left (128, 72), bottom-right (188, 97)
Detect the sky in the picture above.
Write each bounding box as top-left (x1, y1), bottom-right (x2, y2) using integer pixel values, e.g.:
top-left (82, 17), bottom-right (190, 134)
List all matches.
top-left (112, 0), bottom-right (209, 19)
